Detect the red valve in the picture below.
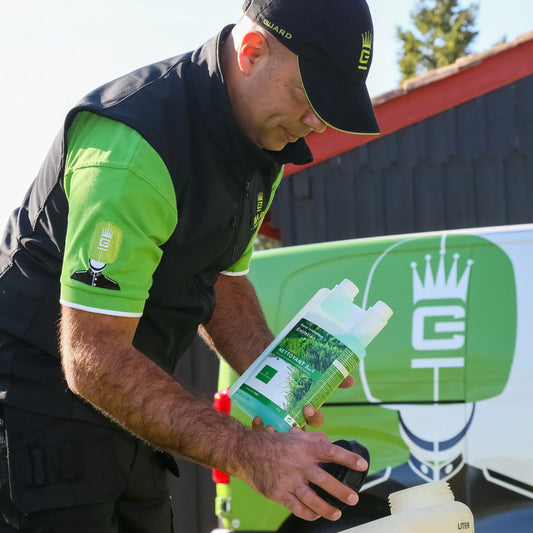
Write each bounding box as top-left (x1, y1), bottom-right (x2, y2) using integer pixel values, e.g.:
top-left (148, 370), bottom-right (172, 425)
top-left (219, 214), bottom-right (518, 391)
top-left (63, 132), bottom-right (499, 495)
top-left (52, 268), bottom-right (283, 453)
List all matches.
top-left (214, 388), bottom-right (231, 414)
top-left (212, 388), bottom-right (231, 484)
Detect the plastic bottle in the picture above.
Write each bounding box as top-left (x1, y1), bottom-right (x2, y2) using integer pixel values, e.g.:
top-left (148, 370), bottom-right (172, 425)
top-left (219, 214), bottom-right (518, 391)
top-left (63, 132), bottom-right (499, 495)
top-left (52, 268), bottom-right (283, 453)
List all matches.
top-left (339, 481), bottom-right (475, 533)
top-left (229, 279), bottom-right (393, 432)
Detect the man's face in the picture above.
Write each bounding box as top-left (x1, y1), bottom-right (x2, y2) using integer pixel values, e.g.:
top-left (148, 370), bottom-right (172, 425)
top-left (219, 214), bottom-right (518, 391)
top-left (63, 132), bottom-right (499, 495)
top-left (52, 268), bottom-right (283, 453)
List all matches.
top-left (240, 49), bottom-right (327, 151)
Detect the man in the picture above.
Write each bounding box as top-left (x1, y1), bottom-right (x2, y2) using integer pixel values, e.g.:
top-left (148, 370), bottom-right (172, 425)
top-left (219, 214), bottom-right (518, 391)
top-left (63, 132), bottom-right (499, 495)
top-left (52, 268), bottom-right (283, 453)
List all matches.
top-left (0, 0), bottom-right (380, 530)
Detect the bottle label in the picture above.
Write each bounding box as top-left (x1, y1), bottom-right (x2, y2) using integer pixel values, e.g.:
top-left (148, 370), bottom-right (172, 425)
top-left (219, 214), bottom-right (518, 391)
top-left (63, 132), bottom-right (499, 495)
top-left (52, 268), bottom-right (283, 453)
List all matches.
top-left (237, 318), bottom-right (359, 427)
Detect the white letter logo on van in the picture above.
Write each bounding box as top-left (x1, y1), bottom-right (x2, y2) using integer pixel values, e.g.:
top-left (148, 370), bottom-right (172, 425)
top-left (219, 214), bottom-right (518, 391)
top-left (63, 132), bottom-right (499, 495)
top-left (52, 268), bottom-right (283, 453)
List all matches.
top-left (411, 305), bottom-right (466, 351)
top-left (410, 238), bottom-right (473, 352)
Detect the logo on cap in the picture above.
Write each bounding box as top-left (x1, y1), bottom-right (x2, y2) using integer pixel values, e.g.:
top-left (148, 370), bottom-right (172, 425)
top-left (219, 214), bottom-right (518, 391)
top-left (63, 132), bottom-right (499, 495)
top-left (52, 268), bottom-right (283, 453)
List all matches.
top-left (262, 18), bottom-right (292, 40)
top-left (358, 31), bottom-right (373, 71)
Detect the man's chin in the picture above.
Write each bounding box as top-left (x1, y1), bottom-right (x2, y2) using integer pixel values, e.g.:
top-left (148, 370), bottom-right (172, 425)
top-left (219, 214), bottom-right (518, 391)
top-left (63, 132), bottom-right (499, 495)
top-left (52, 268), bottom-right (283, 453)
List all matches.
top-left (260, 136), bottom-right (291, 152)
top-left (261, 142), bottom-right (287, 152)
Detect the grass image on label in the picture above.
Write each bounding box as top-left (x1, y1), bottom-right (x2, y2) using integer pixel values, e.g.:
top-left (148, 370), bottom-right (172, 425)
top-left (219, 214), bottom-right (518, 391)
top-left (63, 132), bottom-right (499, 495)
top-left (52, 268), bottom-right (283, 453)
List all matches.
top-left (253, 318), bottom-right (359, 427)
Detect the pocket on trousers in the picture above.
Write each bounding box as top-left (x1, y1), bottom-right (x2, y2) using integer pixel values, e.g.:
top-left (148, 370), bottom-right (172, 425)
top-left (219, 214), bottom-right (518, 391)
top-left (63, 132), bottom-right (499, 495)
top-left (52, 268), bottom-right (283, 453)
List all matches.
top-left (4, 408), bottom-right (124, 515)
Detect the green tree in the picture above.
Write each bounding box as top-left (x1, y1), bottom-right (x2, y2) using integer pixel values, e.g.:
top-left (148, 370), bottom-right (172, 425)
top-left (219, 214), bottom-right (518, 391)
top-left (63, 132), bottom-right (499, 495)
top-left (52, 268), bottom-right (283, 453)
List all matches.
top-left (397, 0), bottom-right (479, 81)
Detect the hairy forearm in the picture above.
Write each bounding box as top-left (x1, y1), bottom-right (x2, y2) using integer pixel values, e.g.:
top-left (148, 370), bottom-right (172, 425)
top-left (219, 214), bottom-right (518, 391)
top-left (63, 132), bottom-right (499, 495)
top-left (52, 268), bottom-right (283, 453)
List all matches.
top-left (60, 307), bottom-right (256, 475)
top-left (203, 274), bottom-right (274, 374)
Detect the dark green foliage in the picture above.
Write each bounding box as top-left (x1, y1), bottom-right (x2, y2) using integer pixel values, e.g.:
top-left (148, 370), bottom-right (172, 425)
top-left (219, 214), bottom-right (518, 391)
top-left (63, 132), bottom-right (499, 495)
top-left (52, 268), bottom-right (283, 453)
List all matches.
top-left (397, 0), bottom-right (479, 81)
top-left (279, 323), bottom-right (348, 412)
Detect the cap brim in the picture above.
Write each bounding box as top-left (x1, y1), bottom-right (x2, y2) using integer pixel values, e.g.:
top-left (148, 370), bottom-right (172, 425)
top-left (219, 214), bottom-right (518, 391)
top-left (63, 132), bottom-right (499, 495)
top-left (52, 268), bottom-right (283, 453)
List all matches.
top-left (298, 55), bottom-right (380, 135)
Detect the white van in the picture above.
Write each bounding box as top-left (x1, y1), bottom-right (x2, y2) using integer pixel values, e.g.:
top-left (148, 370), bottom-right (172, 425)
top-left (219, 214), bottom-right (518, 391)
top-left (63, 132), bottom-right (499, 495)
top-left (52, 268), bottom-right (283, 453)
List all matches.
top-left (214, 224), bottom-right (533, 533)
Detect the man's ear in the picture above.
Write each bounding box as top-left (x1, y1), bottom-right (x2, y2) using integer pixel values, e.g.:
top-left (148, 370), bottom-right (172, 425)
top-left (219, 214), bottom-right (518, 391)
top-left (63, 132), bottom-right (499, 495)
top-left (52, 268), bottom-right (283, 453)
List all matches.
top-left (237, 31), bottom-right (268, 74)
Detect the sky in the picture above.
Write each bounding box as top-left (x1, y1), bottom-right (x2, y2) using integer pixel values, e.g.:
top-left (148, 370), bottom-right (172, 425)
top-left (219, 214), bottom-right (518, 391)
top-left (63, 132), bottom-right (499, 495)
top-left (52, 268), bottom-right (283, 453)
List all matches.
top-left (0, 0), bottom-right (531, 224)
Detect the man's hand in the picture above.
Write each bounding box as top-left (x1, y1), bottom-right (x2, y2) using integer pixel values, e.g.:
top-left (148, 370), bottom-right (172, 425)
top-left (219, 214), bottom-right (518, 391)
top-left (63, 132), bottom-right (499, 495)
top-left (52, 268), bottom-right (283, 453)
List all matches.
top-left (237, 428), bottom-right (367, 522)
top-left (246, 375), bottom-right (361, 521)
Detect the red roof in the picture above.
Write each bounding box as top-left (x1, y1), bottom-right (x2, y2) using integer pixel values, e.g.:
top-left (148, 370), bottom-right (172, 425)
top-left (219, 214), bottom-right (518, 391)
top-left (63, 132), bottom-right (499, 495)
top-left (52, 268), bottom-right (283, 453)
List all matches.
top-left (284, 31), bottom-right (533, 177)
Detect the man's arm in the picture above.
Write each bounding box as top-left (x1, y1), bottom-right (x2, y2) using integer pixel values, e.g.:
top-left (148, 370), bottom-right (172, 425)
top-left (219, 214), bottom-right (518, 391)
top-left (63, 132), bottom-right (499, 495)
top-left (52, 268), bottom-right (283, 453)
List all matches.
top-left (202, 274), bottom-right (274, 374)
top-left (60, 304), bottom-right (365, 522)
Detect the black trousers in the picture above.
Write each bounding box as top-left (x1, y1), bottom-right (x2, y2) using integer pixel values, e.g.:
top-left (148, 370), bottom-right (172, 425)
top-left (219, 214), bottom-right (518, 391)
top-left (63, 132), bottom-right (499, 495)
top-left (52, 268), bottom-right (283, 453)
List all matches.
top-left (0, 405), bottom-right (174, 532)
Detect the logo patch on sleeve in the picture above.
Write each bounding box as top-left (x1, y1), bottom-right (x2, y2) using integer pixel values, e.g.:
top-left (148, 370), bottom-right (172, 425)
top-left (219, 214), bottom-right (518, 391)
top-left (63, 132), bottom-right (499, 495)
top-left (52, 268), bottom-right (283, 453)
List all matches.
top-left (71, 222), bottom-right (123, 290)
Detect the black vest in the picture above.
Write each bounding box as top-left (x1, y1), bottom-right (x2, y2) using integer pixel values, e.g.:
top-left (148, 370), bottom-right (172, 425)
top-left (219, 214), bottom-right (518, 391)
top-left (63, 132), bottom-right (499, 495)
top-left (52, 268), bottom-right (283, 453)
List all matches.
top-left (0, 27), bottom-right (312, 376)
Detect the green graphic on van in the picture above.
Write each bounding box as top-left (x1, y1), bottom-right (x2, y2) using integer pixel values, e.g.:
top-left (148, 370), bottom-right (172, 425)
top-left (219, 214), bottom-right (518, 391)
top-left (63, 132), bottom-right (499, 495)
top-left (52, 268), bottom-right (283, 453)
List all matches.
top-left (360, 233), bottom-right (516, 403)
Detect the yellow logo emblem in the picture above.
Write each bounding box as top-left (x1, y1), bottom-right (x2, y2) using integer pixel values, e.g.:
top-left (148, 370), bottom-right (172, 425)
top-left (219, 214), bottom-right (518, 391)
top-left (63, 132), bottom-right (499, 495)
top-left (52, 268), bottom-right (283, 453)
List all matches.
top-left (252, 193), bottom-right (265, 230)
top-left (358, 32), bottom-right (373, 71)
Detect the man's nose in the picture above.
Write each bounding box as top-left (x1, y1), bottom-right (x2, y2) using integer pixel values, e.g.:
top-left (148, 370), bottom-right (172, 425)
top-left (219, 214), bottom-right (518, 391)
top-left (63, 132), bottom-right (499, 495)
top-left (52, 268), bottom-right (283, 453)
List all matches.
top-left (303, 108), bottom-right (327, 133)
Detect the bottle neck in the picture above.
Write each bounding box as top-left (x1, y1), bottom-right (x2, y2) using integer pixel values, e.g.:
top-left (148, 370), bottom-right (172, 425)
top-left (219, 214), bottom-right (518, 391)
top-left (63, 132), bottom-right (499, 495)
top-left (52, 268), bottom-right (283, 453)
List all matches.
top-left (389, 481), bottom-right (455, 515)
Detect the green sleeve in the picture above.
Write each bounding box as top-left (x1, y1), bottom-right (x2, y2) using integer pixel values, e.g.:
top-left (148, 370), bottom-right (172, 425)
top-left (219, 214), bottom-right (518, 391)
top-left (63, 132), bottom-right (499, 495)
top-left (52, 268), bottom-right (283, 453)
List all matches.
top-left (60, 112), bottom-right (177, 316)
top-left (222, 167), bottom-right (284, 275)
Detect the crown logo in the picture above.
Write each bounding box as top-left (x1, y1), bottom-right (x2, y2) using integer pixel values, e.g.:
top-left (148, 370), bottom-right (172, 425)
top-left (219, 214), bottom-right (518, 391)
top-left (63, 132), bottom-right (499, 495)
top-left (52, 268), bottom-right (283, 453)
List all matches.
top-left (362, 31), bottom-right (373, 50)
top-left (410, 241), bottom-right (474, 303)
top-left (358, 32), bottom-right (373, 71)
top-left (101, 225), bottom-right (114, 240)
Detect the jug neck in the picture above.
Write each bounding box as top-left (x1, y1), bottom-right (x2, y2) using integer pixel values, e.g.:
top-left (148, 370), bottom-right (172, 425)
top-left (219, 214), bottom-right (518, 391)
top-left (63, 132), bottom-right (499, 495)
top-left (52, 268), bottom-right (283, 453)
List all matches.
top-left (389, 481), bottom-right (455, 515)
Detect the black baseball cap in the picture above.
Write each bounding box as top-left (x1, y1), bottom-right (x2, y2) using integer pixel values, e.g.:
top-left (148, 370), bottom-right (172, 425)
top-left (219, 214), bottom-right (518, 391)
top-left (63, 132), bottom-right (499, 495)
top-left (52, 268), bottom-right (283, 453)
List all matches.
top-left (242, 0), bottom-right (380, 135)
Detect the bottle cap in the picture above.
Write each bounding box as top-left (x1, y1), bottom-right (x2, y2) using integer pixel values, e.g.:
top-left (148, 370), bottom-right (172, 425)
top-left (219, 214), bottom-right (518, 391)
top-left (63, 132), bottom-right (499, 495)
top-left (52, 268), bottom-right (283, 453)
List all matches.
top-left (352, 300), bottom-right (393, 348)
top-left (373, 300), bottom-right (393, 321)
top-left (338, 279), bottom-right (359, 300)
